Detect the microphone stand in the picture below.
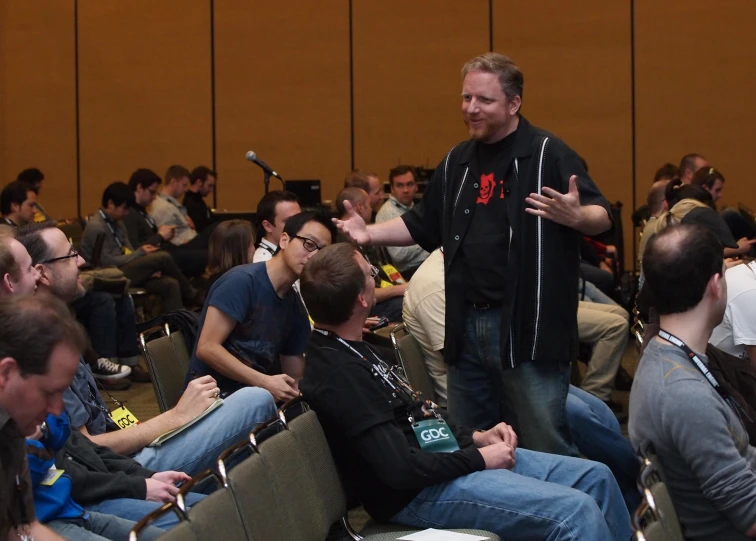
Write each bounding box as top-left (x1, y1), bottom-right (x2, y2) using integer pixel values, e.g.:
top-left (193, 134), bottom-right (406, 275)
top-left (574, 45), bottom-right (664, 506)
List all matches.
top-left (263, 170), bottom-right (271, 195)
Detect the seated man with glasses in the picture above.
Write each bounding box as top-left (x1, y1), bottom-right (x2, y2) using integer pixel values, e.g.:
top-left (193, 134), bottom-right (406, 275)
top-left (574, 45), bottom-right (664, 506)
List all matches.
top-left (189, 210), bottom-right (336, 400)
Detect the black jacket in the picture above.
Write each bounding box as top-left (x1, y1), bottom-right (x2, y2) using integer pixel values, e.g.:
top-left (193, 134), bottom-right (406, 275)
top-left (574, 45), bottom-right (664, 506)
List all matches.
top-left (123, 205), bottom-right (164, 249)
top-left (402, 116), bottom-right (611, 368)
top-left (55, 431), bottom-right (155, 506)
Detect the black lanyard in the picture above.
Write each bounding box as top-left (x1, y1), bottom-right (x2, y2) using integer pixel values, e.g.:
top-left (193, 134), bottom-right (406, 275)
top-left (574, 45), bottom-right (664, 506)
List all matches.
top-left (99, 209), bottom-right (123, 251)
top-left (138, 208), bottom-right (157, 231)
top-left (82, 362), bottom-right (125, 415)
top-left (659, 329), bottom-right (752, 425)
top-left (260, 241), bottom-right (277, 256)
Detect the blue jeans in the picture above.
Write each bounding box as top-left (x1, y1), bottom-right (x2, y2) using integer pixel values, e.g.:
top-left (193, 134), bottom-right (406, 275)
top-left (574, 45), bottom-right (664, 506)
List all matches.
top-left (567, 385), bottom-right (641, 512)
top-left (447, 307), bottom-right (578, 456)
top-left (133, 386), bottom-right (276, 475)
top-left (391, 448), bottom-right (632, 541)
top-left (85, 493), bottom-right (205, 530)
top-left (47, 511), bottom-right (163, 541)
top-left (72, 291), bottom-right (139, 362)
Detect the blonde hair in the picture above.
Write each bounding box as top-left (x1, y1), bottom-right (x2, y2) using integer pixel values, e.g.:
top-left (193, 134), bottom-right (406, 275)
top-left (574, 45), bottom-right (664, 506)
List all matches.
top-left (462, 52), bottom-right (523, 102)
top-left (646, 198), bottom-right (709, 238)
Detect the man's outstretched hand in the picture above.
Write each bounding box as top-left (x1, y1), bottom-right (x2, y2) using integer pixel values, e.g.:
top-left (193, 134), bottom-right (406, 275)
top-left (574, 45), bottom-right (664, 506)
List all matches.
top-left (332, 200), bottom-right (370, 246)
top-left (525, 175), bottom-right (584, 229)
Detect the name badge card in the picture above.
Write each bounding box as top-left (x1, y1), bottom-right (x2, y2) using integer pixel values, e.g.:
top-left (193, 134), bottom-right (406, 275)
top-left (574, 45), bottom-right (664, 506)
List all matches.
top-left (412, 419), bottom-right (460, 453)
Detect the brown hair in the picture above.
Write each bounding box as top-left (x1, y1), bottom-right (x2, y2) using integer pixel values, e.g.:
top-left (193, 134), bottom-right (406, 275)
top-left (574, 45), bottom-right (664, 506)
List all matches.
top-left (335, 187), bottom-right (369, 216)
top-left (0, 292), bottom-right (87, 375)
top-left (164, 165), bottom-right (191, 184)
top-left (300, 243), bottom-right (366, 326)
top-left (462, 52), bottom-right (524, 103)
top-left (691, 167), bottom-right (725, 190)
top-left (206, 219), bottom-right (254, 277)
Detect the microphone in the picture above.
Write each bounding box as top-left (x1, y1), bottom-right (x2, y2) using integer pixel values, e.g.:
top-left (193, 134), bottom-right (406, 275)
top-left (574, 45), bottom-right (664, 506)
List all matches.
top-left (245, 151), bottom-right (283, 180)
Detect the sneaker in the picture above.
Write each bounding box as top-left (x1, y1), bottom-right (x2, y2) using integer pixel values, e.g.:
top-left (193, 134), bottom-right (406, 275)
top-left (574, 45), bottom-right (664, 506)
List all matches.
top-left (127, 365), bottom-right (152, 383)
top-left (92, 358), bottom-right (132, 381)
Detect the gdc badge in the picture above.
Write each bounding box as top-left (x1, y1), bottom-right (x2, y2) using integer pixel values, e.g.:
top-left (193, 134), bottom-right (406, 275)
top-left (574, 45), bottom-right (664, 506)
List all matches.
top-left (412, 419), bottom-right (460, 453)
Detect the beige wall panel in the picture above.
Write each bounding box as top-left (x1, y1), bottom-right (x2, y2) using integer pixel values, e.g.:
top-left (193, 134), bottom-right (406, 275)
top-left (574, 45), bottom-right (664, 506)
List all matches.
top-left (493, 0), bottom-right (634, 266)
top-left (352, 0), bottom-right (489, 186)
top-left (77, 1), bottom-right (213, 216)
top-left (635, 0), bottom-right (756, 218)
top-left (214, 0), bottom-right (351, 210)
top-left (0, 1), bottom-right (77, 219)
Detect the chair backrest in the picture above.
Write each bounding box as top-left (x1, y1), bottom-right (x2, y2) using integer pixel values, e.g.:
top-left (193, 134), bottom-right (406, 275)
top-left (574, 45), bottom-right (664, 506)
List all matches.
top-left (176, 469), bottom-right (248, 541)
top-left (635, 452), bottom-right (685, 541)
top-left (139, 325), bottom-right (190, 412)
top-left (128, 503), bottom-right (192, 541)
top-left (390, 323), bottom-right (437, 402)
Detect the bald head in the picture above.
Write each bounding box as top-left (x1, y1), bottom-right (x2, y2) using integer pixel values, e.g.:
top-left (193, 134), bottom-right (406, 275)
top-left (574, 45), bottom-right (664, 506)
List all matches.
top-left (336, 187), bottom-right (372, 223)
top-left (647, 179), bottom-right (670, 217)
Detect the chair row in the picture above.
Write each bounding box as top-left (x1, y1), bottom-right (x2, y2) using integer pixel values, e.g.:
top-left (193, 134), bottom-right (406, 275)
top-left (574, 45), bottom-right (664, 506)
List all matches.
top-left (129, 398), bottom-right (500, 541)
top-left (632, 448), bottom-right (685, 541)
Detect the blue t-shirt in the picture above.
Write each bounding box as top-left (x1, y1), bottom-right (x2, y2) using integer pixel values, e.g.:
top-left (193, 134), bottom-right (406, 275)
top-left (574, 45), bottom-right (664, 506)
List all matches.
top-left (188, 262), bottom-right (310, 395)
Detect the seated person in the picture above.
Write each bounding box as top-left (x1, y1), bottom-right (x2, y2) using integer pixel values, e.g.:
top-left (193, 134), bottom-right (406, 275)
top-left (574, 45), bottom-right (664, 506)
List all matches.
top-left (149, 165), bottom-right (214, 251)
top-left (374, 165), bottom-right (429, 279)
top-left (0, 232), bottom-right (40, 296)
top-left (299, 243), bottom-right (632, 539)
top-left (344, 169), bottom-right (386, 217)
top-left (16, 167), bottom-right (51, 221)
top-left (192, 211), bottom-right (335, 399)
top-left (123, 168), bottom-right (207, 277)
top-left (404, 248), bottom-right (640, 510)
top-left (79, 183), bottom-right (201, 312)
top-left (204, 219), bottom-right (255, 290)
top-left (1, 181), bottom-right (37, 227)
top-left (630, 224), bottom-right (756, 541)
top-left (336, 187), bottom-right (406, 322)
top-left (252, 190), bottom-right (301, 262)
top-left (710, 258), bottom-right (756, 370)
top-left (692, 166), bottom-right (725, 205)
top-left (184, 166), bottom-right (216, 233)
top-left (17, 220), bottom-right (277, 475)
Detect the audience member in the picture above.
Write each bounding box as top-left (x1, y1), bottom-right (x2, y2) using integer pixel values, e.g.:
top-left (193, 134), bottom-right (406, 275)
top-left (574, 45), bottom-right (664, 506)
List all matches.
top-left (205, 219), bottom-right (255, 289)
top-left (79, 183), bottom-right (202, 312)
top-left (252, 190), bottom-right (301, 262)
top-left (336, 187), bottom-right (406, 322)
top-left (1, 181), bottom-right (37, 227)
top-left (654, 162), bottom-right (679, 182)
top-left (630, 224), bottom-right (756, 540)
top-left (123, 168), bottom-right (207, 277)
top-left (299, 243), bottom-right (631, 539)
top-left (337, 53), bottom-right (611, 456)
top-left (192, 211), bottom-right (335, 398)
top-left (344, 170), bottom-right (386, 214)
top-left (0, 234), bottom-right (40, 296)
top-left (637, 178), bottom-right (671, 270)
top-left (184, 166), bottom-right (216, 233)
top-left (678, 153), bottom-right (708, 184)
top-left (374, 165), bottom-right (429, 278)
top-left (0, 293), bottom-right (88, 541)
top-left (17, 167), bottom-right (50, 221)
top-left (692, 166), bottom-right (725, 204)
top-left (710, 259), bottom-right (756, 370)
top-left (403, 247), bottom-right (640, 510)
top-left (16, 221), bottom-right (277, 475)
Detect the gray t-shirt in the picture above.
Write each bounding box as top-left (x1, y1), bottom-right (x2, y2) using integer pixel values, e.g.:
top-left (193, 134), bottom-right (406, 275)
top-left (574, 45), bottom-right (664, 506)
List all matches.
top-left (63, 359), bottom-right (117, 434)
top-left (629, 339), bottom-right (756, 541)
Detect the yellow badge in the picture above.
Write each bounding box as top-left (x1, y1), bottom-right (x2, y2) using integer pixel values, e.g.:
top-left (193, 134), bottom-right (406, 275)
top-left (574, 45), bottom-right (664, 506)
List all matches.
top-left (40, 468), bottom-right (65, 486)
top-left (110, 406), bottom-right (140, 429)
top-left (381, 264), bottom-right (405, 284)
top-left (379, 279), bottom-right (393, 289)
top-left (123, 246), bottom-right (132, 255)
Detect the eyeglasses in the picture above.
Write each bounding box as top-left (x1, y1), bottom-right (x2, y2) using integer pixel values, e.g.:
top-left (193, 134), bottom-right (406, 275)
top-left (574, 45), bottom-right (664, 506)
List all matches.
top-left (39, 244), bottom-right (79, 265)
top-left (369, 265), bottom-right (379, 279)
top-left (292, 235), bottom-right (323, 253)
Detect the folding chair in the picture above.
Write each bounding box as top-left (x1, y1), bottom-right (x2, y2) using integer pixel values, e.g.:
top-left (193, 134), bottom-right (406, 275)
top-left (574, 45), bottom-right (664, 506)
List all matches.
top-left (633, 450), bottom-right (685, 541)
top-left (138, 324), bottom-right (190, 412)
top-left (390, 323), bottom-right (437, 402)
top-left (128, 502), bottom-right (192, 541)
top-left (176, 470), bottom-right (248, 541)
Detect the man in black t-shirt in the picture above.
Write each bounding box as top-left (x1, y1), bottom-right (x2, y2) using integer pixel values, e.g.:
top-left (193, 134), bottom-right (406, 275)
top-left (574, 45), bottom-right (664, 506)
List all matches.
top-left (299, 244), bottom-right (631, 540)
top-left (335, 53), bottom-right (612, 455)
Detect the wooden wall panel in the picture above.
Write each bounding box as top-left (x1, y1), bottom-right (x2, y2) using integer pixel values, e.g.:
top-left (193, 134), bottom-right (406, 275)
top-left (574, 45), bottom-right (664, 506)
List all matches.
top-left (213, 0), bottom-right (351, 210)
top-left (635, 0), bottom-right (756, 217)
top-left (492, 0), bottom-right (634, 266)
top-left (77, 1), bottom-right (212, 216)
top-left (352, 0), bottom-right (489, 185)
top-left (0, 1), bottom-right (78, 219)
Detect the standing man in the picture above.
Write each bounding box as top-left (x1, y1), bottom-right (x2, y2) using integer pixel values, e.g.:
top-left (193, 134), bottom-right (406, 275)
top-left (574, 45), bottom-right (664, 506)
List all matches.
top-left (1, 181), bottom-right (37, 227)
top-left (336, 52), bottom-right (611, 455)
top-left (375, 165), bottom-right (429, 279)
top-left (0, 294), bottom-right (88, 541)
top-left (184, 166), bottom-right (216, 233)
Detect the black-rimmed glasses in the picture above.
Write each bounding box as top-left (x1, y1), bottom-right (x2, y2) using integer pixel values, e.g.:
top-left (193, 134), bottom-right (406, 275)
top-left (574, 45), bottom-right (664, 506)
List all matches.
top-left (369, 265), bottom-right (379, 279)
top-left (40, 244), bottom-right (79, 265)
top-left (292, 234), bottom-right (323, 253)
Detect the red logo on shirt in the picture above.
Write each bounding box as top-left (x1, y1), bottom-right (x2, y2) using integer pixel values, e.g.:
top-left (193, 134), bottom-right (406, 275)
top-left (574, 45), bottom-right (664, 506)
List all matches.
top-left (476, 174), bottom-right (496, 205)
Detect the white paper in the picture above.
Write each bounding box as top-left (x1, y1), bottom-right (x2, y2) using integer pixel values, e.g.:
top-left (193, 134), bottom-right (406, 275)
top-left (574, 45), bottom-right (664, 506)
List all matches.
top-left (396, 529), bottom-right (490, 541)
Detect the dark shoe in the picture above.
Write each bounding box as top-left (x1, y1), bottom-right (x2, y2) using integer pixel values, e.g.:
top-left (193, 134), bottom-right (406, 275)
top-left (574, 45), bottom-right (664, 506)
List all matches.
top-left (614, 366), bottom-right (634, 391)
top-left (92, 358), bottom-right (131, 381)
top-left (99, 378), bottom-right (132, 391)
top-left (128, 365), bottom-right (152, 383)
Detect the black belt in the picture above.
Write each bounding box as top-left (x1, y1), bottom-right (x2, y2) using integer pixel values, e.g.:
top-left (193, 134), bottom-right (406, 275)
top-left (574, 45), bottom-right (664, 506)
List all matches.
top-left (468, 301), bottom-right (502, 310)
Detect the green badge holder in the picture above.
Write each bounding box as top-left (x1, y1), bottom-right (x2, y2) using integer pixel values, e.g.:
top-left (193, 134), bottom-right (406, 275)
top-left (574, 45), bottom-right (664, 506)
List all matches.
top-left (412, 418), bottom-right (460, 453)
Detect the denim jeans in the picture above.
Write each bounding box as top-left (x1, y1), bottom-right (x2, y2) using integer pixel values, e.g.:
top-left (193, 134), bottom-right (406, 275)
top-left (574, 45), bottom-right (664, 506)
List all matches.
top-left (47, 511), bottom-right (164, 541)
top-left (567, 385), bottom-right (641, 512)
top-left (391, 448), bottom-right (632, 541)
top-left (72, 290), bottom-right (139, 362)
top-left (133, 386), bottom-right (276, 475)
top-left (85, 492), bottom-right (205, 530)
top-left (447, 306), bottom-right (578, 456)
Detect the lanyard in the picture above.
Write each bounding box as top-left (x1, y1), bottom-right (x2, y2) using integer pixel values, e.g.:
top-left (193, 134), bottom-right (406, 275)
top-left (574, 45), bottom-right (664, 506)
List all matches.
top-left (658, 329), bottom-right (752, 425)
top-left (82, 362), bottom-right (125, 415)
top-left (138, 208), bottom-right (157, 231)
top-left (312, 328), bottom-right (441, 424)
top-left (260, 240), bottom-right (277, 256)
top-left (99, 209), bottom-right (123, 250)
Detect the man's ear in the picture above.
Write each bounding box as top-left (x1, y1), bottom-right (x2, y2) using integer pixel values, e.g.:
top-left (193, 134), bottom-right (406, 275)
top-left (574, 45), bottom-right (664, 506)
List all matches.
top-left (10, 202), bottom-right (20, 214)
top-left (509, 95), bottom-right (522, 115)
top-left (709, 272), bottom-right (724, 300)
top-left (36, 264), bottom-right (52, 287)
top-left (0, 357), bottom-right (18, 390)
top-left (279, 232), bottom-right (290, 250)
top-left (1, 273), bottom-right (13, 294)
top-left (262, 220), bottom-right (274, 235)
